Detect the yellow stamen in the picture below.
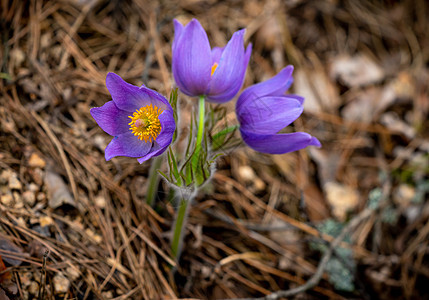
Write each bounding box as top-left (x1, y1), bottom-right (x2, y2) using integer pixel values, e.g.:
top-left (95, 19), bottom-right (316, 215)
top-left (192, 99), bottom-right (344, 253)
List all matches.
top-left (128, 104), bottom-right (162, 143)
top-left (211, 62), bottom-right (219, 76)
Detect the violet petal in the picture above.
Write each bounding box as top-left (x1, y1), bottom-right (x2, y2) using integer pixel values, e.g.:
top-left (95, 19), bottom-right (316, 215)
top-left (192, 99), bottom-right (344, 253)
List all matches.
top-left (237, 96), bottom-right (303, 134)
top-left (105, 132), bottom-right (152, 160)
top-left (237, 65), bottom-right (294, 111)
top-left (240, 130), bottom-right (321, 154)
top-left (106, 73), bottom-right (169, 112)
top-left (90, 101), bottom-right (131, 136)
top-left (172, 19), bottom-right (212, 96)
top-left (207, 30), bottom-right (251, 103)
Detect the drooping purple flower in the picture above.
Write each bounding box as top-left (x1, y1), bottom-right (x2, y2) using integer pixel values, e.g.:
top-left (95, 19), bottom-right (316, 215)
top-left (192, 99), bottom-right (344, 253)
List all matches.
top-left (172, 18), bottom-right (252, 103)
top-left (90, 73), bottom-right (176, 163)
top-left (236, 66), bottom-right (321, 154)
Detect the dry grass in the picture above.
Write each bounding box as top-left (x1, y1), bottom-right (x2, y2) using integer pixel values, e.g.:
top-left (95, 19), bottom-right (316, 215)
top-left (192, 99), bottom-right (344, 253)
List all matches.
top-left (0, 0), bottom-right (428, 299)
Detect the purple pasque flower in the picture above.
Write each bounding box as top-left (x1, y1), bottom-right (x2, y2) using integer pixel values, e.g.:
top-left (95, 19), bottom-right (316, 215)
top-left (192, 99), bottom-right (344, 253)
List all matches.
top-left (90, 73), bottom-right (175, 163)
top-left (236, 66), bottom-right (321, 154)
top-left (172, 18), bottom-right (252, 103)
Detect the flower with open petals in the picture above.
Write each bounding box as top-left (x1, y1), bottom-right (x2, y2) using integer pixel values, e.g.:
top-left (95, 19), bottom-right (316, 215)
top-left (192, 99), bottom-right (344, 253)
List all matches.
top-left (172, 18), bottom-right (252, 103)
top-left (236, 66), bottom-right (321, 154)
top-left (90, 73), bottom-right (176, 163)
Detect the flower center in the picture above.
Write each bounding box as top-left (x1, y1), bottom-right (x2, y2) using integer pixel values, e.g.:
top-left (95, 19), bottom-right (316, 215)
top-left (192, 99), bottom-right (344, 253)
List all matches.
top-left (211, 62), bottom-right (219, 76)
top-left (128, 104), bottom-right (162, 143)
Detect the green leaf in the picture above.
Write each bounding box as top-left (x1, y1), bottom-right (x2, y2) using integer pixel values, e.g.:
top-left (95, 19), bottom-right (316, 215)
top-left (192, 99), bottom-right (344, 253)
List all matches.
top-left (169, 88), bottom-right (179, 143)
top-left (211, 125), bottom-right (239, 151)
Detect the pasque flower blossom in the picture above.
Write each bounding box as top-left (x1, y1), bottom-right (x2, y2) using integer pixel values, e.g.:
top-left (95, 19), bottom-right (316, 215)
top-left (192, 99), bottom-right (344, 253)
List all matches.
top-left (236, 66), bottom-right (321, 154)
top-left (172, 18), bottom-right (252, 103)
top-left (90, 73), bottom-right (175, 163)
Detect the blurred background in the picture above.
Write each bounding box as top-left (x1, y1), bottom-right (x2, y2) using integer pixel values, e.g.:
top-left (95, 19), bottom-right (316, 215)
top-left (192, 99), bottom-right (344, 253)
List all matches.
top-left (0, 0), bottom-right (428, 299)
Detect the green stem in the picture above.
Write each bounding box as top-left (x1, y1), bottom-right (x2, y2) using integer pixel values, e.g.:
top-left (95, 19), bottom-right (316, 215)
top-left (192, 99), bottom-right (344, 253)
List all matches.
top-left (195, 95), bottom-right (205, 150)
top-left (146, 155), bottom-right (163, 206)
top-left (171, 96), bottom-right (205, 258)
top-left (171, 196), bottom-right (192, 259)
top-left (190, 95), bottom-right (206, 186)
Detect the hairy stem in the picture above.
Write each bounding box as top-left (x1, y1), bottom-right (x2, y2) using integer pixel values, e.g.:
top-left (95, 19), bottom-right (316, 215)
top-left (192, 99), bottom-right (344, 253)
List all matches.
top-left (171, 196), bottom-right (193, 259)
top-left (171, 96), bottom-right (205, 258)
top-left (146, 155), bottom-right (163, 206)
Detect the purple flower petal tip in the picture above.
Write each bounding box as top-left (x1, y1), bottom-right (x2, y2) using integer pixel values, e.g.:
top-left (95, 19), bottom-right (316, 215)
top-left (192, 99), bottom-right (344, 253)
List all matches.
top-left (309, 136), bottom-right (322, 148)
top-left (91, 73), bottom-right (175, 163)
top-left (172, 19), bottom-right (251, 102)
top-left (236, 66), bottom-right (320, 154)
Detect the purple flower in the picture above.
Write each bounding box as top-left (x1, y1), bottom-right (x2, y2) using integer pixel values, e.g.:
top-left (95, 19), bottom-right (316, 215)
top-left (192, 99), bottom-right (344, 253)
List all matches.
top-left (172, 19), bottom-right (252, 103)
top-left (236, 66), bottom-right (321, 154)
top-left (90, 73), bottom-right (176, 163)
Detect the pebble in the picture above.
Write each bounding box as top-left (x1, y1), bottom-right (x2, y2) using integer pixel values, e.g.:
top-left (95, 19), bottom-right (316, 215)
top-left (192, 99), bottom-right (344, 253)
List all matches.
top-left (9, 173), bottom-right (22, 190)
top-left (13, 191), bottom-right (24, 208)
top-left (23, 190), bottom-right (36, 206)
top-left (238, 165), bottom-right (256, 181)
top-left (28, 183), bottom-right (39, 192)
top-left (66, 266), bottom-right (80, 281)
top-left (28, 153), bottom-right (46, 168)
top-left (324, 181), bottom-right (359, 221)
top-left (0, 169), bottom-right (11, 185)
top-left (28, 281), bottom-right (39, 295)
top-left (45, 171), bottom-right (75, 208)
top-left (16, 217), bottom-right (26, 227)
top-left (102, 291), bottom-right (113, 299)
top-left (39, 216), bottom-right (54, 227)
top-left (238, 165), bottom-right (266, 192)
top-left (31, 168), bottom-right (44, 186)
top-left (53, 274), bottom-right (70, 293)
top-left (393, 184), bottom-right (415, 207)
top-left (253, 178), bottom-right (266, 192)
top-left (1, 192), bottom-right (14, 206)
top-left (94, 195), bottom-right (106, 209)
top-left (36, 192), bottom-right (46, 202)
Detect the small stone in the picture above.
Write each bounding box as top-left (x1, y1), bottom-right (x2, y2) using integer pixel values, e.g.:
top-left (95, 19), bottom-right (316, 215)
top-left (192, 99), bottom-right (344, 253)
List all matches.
top-left (28, 183), bottom-right (39, 192)
top-left (254, 178), bottom-right (266, 192)
top-left (29, 218), bottom-right (39, 225)
top-left (1, 192), bottom-right (14, 206)
top-left (102, 291), bottom-right (113, 299)
top-left (28, 281), bottom-right (39, 295)
top-left (72, 217), bottom-right (84, 231)
top-left (19, 272), bottom-right (32, 286)
top-left (66, 266), bottom-right (80, 281)
top-left (393, 184), bottom-right (415, 207)
top-left (94, 195), bottom-right (106, 209)
top-left (13, 191), bottom-right (23, 208)
top-left (94, 134), bottom-right (107, 151)
top-left (39, 216), bottom-right (54, 227)
top-left (8, 173), bottom-right (22, 190)
top-left (23, 191), bottom-right (36, 206)
top-left (238, 165), bottom-right (256, 181)
top-left (324, 181), bottom-right (359, 221)
top-left (30, 168), bottom-right (44, 186)
top-left (10, 48), bottom-right (25, 67)
top-left (45, 171), bottom-right (75, 208)
top-left (0, 169), bottom-right (12, 185)
top-left (16, 217), bottom-right (26, 227)
top-left (36, 192), bottom-right (46, 202)
top-left (28, 153), bottom-right (46, 168)
top-left (53, 274), bottom-right (70, 293)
